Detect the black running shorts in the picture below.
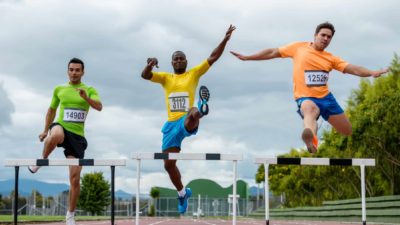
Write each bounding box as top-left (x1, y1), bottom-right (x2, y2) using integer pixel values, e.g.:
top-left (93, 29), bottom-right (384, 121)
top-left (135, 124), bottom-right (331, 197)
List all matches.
top-left (49, 123), bottom-right (88, 159)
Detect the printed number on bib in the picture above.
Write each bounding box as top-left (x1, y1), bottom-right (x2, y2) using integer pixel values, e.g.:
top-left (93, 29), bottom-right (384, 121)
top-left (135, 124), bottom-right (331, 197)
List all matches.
top-left (168, 92), bottom-right (189, 112)
top-left (64, 108), bottom-right (87, 123)
top-left (305, 70), bottom-right (329, 86)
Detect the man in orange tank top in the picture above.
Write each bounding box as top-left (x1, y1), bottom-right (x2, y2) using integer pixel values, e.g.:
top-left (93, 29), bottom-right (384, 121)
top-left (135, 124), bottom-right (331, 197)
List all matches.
top-left (231, 22), bottom-right (388, 153)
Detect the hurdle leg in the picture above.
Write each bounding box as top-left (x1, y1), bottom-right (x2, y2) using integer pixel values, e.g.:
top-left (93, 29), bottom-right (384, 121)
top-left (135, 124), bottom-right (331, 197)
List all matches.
top-left (111, 166), bottom-right (115, 225)
top-left (232, 160), bottom-right (237, 225)
top-left (135, 159), bottom-right (141, 225)
top-left (264, 163), bottom-right (269, 225)
top-left (13, 166), bottom-right (19, 225)
top-left (361, 165), bottom-right (366, 225)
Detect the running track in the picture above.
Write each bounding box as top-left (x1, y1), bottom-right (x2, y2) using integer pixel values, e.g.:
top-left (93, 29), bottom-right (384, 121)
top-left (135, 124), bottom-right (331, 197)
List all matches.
top-left (24, 218), bottom-right (379, 225)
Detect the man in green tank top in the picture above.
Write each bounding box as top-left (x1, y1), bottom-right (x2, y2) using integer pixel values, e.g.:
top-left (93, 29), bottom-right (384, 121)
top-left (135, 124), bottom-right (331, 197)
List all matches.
top-left (29, 58), bottom-right (102, 225)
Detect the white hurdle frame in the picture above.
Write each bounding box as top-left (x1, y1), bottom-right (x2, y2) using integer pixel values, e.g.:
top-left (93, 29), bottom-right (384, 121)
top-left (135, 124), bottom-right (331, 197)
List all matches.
top-left (132, 152), bottom-right (243, 225)
top-left (254, 157), bottom-right (375, 225)
top-left (5, 158), bottom-right (126, 225)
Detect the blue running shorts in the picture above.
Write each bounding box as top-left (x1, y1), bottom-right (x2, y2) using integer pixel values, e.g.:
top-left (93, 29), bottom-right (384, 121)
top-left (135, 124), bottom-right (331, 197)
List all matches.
top-left (161, 114), bottom-right (198, 151)
top-left (296, 92), bottom-right (344, 121)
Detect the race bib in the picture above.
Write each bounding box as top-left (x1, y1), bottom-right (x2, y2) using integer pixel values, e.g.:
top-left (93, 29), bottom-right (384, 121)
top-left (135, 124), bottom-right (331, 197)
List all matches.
top-left (168, 92), bottom-right (189, 112)
top-left (63, 108), bottom-right (87, 123)
top-left (305, 70), bottom-right (329, 86)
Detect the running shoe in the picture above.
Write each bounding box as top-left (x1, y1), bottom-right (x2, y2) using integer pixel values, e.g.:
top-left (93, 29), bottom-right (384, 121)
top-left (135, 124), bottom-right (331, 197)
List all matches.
top-left (66, 211), bottom-right (76, 225)
top-left (177, 188), bottom-right (192, 214)
top-left (28, 165), bottom-right (41, 173)
top-left (302, 128), bottom-right (318, 154)
top-left (197, 86), bottom-right (210, 116)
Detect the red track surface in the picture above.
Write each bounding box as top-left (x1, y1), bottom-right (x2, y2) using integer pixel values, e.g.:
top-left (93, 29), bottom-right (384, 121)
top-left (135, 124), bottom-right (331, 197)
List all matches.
top-left (25, 217), bottom-right (372, 225)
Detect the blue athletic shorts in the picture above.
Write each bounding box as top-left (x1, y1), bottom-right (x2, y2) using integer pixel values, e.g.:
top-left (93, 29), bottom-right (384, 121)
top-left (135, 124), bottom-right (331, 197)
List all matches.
top-left (161, 114), bottom-right (198, 151)
top-left (296, 92), bottom-right (344, 121)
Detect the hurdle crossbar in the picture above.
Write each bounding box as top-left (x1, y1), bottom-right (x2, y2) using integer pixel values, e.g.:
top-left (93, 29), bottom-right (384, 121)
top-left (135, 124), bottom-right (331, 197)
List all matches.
top-left (5, 158), bottom-right (126, 225)
top-left (132, 152), bottom-right (243, 225)
top-left (255, 157), bottom-right (375, 225)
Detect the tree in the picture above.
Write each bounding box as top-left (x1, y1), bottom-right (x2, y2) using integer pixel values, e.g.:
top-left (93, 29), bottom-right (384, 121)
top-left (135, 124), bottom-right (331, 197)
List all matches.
top-left (78, 172), bottom-right (110, 215)
top-left (148, 187), bottom-right (160, 216)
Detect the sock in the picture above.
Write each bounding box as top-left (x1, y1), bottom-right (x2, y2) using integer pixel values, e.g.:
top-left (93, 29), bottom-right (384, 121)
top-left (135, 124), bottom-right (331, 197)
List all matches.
top-left (178, 188), bottom-right (186, 197)
top-left (66, 211), bottom-right (75, 217)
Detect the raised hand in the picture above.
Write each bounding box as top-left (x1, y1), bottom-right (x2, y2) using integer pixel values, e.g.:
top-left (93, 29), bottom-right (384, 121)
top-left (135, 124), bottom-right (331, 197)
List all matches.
top-left (39, 131), bottom-right (47, 142)
top-left (230, 51), bottom-right (247, 61)
top-left (76, 88), bottom-right (88, 100)
top-left (371, 67), bottom-right (389, 78)
top-left (225, 25), bottom-right (236, 41)
top-left (147, 57), bottom-right (159, 68)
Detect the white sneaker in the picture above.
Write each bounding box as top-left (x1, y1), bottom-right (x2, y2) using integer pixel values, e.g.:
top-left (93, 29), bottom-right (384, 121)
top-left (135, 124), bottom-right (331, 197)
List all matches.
top-left (28, 166), bottom-right (41, 173)
top-left (66, 211), bottom-right (76, 225)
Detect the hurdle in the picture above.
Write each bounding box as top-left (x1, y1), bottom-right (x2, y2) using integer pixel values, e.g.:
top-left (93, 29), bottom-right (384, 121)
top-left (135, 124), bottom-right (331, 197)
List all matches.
top-left (254, 157), bottom-right (375, 225)
top-left (132, 152), bottom-right (243, 225)
top-left (4, 158), bottom-right (126, 225)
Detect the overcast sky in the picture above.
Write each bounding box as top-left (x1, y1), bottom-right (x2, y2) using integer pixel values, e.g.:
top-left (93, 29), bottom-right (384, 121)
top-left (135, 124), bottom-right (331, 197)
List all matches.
top-left (0, 0), bottom-right (398, 195)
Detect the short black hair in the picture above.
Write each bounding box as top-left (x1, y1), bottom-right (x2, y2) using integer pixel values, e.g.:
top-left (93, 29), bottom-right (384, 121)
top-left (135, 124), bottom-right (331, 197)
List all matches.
top-left (171, 51), bottom-right (186, 60)
top-left (68, 58), bottom-right (84, 70)
top-left (315, 22), bottom-right (335, 36)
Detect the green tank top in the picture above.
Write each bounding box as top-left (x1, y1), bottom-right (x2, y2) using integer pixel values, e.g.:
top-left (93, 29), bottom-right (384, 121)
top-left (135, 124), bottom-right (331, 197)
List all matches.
top-left (50, 82), bottom-right (100, 137)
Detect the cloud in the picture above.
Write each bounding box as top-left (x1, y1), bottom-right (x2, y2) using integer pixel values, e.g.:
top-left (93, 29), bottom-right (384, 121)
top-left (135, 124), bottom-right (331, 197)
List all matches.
top-left (0, 0), bottom-right (399, 194)
top-left (0, 81), bottom-right (14, 128)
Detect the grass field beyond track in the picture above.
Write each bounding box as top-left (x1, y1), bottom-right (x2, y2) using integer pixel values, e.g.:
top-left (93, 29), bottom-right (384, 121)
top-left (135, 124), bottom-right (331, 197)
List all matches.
top-left (0, 215), bottom-right (113, 223)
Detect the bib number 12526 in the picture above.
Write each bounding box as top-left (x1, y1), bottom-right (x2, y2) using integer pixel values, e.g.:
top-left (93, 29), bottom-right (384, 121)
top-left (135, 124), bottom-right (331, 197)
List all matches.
top-left (305, 70), bottom-right (329, 86)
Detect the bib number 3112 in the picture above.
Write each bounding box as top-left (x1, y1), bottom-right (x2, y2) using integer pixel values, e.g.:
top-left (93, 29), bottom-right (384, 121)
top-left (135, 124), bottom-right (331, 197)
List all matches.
top-left (168, 92), bottom-right (189, 112)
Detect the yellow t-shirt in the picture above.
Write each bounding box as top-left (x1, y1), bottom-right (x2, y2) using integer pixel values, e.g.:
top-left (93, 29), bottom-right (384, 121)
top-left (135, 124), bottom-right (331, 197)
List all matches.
top-left (151, 60), bottom-right (210, 121)
top-left (279, 42), bottom-right (349, 99)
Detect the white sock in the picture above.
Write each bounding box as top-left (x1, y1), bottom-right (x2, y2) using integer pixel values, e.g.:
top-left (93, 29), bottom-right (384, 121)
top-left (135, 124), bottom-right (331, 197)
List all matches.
top-left (178, 188), bottom-right (186, 197)
top-left (66, 211), bottom-right (75, 217)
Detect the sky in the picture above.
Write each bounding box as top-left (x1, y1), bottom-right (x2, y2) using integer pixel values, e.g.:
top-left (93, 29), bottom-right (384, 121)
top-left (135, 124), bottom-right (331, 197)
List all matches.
top-left (0, 0), bottom-right (399, 196)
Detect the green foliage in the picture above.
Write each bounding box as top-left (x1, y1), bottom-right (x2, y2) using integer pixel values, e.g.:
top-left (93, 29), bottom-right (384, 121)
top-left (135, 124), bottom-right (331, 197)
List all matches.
top-left (150, 187), bottom-right (160, 199)
top-left (255, 55), bottom-right (400, 207)
top-left (78, 172), bottom-right (110, 215)
top-left (148, 204), bottom-right (155, 216)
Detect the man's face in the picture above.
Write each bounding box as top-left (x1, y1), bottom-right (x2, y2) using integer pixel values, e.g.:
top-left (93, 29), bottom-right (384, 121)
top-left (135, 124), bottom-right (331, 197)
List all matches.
top-left (171, 51), bottom-right (187, 74)
top-left (314, 28), bottom-right (333, 51)
top-left (68, 63), bottom-right (84, 84)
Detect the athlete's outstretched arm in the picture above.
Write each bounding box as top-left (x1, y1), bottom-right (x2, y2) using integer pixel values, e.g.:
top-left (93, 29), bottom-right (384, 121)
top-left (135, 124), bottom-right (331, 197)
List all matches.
top-left (39, 108), bottom-right (57, 142)
top-left (343, 64), bottom-right (389, 78)
top-left (207, 25), bottom-right (236, 65)
top-left (141, 58), bottom-right (159, 80)
top-left (230, 48), bottom-right (281, 61)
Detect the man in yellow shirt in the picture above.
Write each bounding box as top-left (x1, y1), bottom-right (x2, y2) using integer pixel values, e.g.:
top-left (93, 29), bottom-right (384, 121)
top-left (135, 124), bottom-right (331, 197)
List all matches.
top-left (141, 25), bottom-right (235, 214)
top-left (231, 22), bottom-right (388, 153)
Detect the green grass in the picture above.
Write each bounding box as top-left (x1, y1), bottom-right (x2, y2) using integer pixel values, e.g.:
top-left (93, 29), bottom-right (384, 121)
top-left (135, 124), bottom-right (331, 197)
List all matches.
top-left (0, 215), bottom-right (113, 223)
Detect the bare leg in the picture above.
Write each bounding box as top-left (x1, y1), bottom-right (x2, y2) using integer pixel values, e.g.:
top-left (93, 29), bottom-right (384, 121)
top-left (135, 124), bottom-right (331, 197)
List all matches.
top-left (42, 125), bottom-right (64, 159)
top-left (300, 100), bottom-right (320, 134)
top-left (328, 113), bottom-right (352, 136)
top-left (29, 125), bottom-right (65, 173)
top-left (68, 155), bottom-right (82, 213)
top-left (164, 147), bottom-right (183, 191)
top-left (184, 107), bottom-right (202, 132)
top-left (163, 107), bottom-right (204, 190)
top-left (300, 100), bottom-right (320, 153)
